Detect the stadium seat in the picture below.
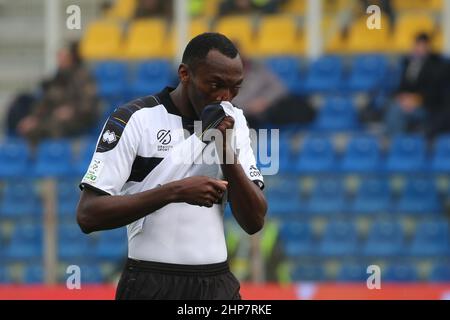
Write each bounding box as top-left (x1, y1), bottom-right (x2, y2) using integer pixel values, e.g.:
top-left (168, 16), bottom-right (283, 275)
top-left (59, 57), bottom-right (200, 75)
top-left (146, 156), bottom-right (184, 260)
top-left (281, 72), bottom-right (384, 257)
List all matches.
top-left (280, 0), bottom-right (306, 14)
top-left (391, 13), bottom-right (435, 53)
top-left (431, 134), bottom-right (450, 173)
top-left (61, 264), bottom-right (104, 283)
top-left (0, 266), bottom-right (10, 283)
top-left (279, 221), bottom-right (315, 257)
top-left (318, 221), bottom-right (359, 256)
top-left (123, 19), bottom-right (169, 59)
top-left (33, 140), bottom-right (75, 177)
top-left (306, 178), bottom-right (346, 215)
top-left (346, 17), bottom-right (390, 53)
top-left (346, 55), bottom-right (388, 92)
top-left (0, 180), bottom-right (42, 218)
top-left (214, 16), bottom-right (255, 56)
top-left (429, 262), bottom-right (450, 282)
top-left (351, 178), bottom-right (391, 214)
top-left (264, 56), bottom-right (303, 95)
top-left (57, 180), bottom-right (81, 219)
top-left (58, 224), bottom-right (92, 261)
top-left (383, 264), bottom-right (419, 282)
top-left (0, 138), bottom-right (29, 178)
top-left (266, 180), bottom-right (303, 217)
top-left (303, 56), bottom-right (343, 93)
top-left (23, 264), bottom-right (44, 284)
top-left (80, 20), bottom-right (123, 60)
top-left (314, 96), bottom-right (359, 131)
top-left (296, 135), bottom-right (336, 173)
top-left (256, 15), bottom-right (303, 56)
top-left (105, 0), bottom-right (136, 20)
top-left (92, 61), bottom-right (128, 102)
top-left (76, 138), bottom-right (98, 176)
top-left (291, 264), bottom-right (326, 282)
top-left (392, 0), bottom-right (442, 12)
top-left (409, 220), bottom-right (449, 256)
top-left (340, 135), bottom-right (381, 172)
top-left (385, 135), bottom-right (426, 172)
top-left (128, 59), bottom-right (174, 99)
top-left (95, 228), bottom-right (128, 261)
top-left (395, 178), bottom-right (442, 214)
top-left (337, 263), bottom-right (368, 282)
top-left (363, 221), bottom-right (405, 257)
top-left (5, 224), bottom-right (43, 260)
top-left (168, 18), bottom-right (211, 55)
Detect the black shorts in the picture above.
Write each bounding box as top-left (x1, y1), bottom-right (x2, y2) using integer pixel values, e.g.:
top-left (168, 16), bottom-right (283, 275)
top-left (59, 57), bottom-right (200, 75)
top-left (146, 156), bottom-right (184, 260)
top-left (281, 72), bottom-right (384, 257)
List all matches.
top-left (115, 258), bottom-right (241, 300)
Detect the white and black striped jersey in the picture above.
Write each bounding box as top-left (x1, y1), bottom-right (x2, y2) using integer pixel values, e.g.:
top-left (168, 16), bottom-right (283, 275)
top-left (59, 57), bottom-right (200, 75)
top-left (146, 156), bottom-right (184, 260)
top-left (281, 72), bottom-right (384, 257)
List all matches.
top-left (80, 87), bottom-right (264, 264)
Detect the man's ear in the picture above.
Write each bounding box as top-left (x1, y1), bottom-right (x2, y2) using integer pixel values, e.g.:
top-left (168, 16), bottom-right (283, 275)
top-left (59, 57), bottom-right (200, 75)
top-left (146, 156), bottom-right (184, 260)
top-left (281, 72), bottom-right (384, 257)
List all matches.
top-left (178, 63), bottom-right (189, 84)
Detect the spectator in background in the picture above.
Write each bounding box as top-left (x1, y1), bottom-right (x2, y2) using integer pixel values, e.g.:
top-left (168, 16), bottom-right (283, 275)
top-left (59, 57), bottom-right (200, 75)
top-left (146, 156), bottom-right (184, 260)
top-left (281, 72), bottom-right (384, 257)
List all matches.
top-left (218, 0), bottom-right (283, 16)
top-left (233, 45), bottom-right (315, 129)
top-left (16, 41), bottom-right (100, 144)
top-left (384, 33), bottom-right (447, 137)
top-left (134, 0), bottom-right (172, 19)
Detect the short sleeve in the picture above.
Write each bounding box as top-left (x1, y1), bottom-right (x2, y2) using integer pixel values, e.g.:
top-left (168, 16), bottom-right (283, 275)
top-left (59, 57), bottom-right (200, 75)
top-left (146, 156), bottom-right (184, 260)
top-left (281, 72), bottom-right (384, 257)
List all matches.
top-left (80, 107), bottom-right (142, 195)
top-left (233, 109), bottom-right (264, 190)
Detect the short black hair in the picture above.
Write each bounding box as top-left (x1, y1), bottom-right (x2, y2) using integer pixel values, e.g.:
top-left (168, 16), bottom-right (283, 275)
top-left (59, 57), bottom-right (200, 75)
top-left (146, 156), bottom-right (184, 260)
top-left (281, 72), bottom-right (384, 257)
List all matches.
top-left (182, 32), bottom-right (239, 70)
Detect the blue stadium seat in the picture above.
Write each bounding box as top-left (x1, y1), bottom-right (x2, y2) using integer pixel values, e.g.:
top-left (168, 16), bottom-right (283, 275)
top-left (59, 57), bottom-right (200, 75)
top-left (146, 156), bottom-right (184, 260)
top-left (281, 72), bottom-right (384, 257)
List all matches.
top-left (346, 55), bottom-right (387, 92)
top-left (0, 180), bottom-right (42, 218)
top-left (306, 178), bottom-right (346, 215)
top-left (95, 228), bottom-right (127, 261)
top-left (351, 178), bottom-right (391, 214)
top-left (340, 135), bottom-right (381, 172)
top-left (266, 179), bottom-right (303, 217)
top-left (76, 138), bottom-right (98, 176)
top-left (57, 179), bottom-right (81, 219)
top-left (93, 61), bottom-right (128, 102)
top-left (279, 221), bottom-right (315, 257)
top-left (66, 264), bottom-right (103, 283)
top-left (314, 96), bottom-right (359, 131)
top-left (318, 221), bottom-right (359, 256)
top-left (5, 224), bottom-right (43, 260)
top-left (383, 264), bottom-right (419, 282)
top-left (0, 139), bottom-right (29, 178)
top-left (23, 264), bottom-right (44, 283)
top-left (363, 221), bottom-right (405, 257)
top-left (33, 140), bottom-right (75, 177)
top-left (395, 178), bottom-right (442, 214)
top-left (128, 60), bottom-right (174, 99)
top-left (264, 56), bottom-right (303, 95)
top-left (409, 220), bottom-right (449, 256)
top-left (291, 264), bottom-right (326, 281)
top-left (296, 136), bottom-right (335, 173)
top-left (58, 224), bottom-right (92, 260)
top-left (429, 263), bottom-right (450, 282)
top-left (303, 56), bottom-right (343, 93)
top-left (431, 134), bottom-right (450, 173)
top-left (0, 266), bottom-right (10, 283)
top-left (385, 135), bottom-right (426, 172)
top-left (337, 263), bottom-right (368, 282)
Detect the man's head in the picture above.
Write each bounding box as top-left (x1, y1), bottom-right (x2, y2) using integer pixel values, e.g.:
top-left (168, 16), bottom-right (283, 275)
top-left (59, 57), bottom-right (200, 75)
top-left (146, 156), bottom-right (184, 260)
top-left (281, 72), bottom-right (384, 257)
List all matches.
top-left (412, 32), bottom-right (431, 58)
top-left (178, 32), bottom-right (244, 117)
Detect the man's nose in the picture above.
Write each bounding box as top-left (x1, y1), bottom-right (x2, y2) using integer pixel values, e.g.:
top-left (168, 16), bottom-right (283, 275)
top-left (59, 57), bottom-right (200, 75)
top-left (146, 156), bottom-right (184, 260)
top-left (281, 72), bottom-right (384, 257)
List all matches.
top-left (216, 88), bottom-right (232, 102)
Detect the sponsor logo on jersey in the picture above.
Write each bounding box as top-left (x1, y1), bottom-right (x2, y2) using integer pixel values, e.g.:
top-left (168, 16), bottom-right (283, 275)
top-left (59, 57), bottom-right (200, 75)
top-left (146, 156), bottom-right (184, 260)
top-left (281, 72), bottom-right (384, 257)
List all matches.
top-left (157, 129), bottom-right (173, 152)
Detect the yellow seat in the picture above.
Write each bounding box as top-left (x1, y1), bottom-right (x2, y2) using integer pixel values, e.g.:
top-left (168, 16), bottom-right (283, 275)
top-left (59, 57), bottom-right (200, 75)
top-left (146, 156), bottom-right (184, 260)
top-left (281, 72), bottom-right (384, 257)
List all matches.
top-left (432, 30), bottom-right (443, 53)
top-left (80, 20), bottom-right (123, 60)
top-left (256, 15), bottom-right (303, 56)
top-left (392, 0), bottom-right (442, 11)
top-left (168, 18), bottom-right (211, 58)
top-left (322, 16), bottom-right (347, 54)
top-left (280, 0), bottom-right (306, 15)
top-left (105, 0), bottom-right (137, 20)
top-left (346, 16), bottom-right (391, 53)
top-left (123, 19), bottom-right (169, 59)
top-left (392, 13), bottom-right (435, 53)
top-left (214, 15), bottom-right (255, 56)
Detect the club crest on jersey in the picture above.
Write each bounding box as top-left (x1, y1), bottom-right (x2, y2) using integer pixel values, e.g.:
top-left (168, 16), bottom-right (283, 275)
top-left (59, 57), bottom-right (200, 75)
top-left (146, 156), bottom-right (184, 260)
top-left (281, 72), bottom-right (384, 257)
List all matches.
top-left (102, 130), bottom-right (117, 144)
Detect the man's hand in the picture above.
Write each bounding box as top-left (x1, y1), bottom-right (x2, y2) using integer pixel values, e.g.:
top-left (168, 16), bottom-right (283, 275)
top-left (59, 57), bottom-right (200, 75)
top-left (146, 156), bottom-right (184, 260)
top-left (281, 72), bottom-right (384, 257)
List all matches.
top-left (216, 116), bottom-right (235, 151)
top-left (169, 176), bottom-right (228, 207)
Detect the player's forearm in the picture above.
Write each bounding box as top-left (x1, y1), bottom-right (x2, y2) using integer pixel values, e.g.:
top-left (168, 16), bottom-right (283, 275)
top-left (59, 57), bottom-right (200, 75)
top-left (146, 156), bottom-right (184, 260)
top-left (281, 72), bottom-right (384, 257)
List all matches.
top-left (77, 184), bottom-right (178, 233)
top-left (221, 150), bottom-right (267, 235)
